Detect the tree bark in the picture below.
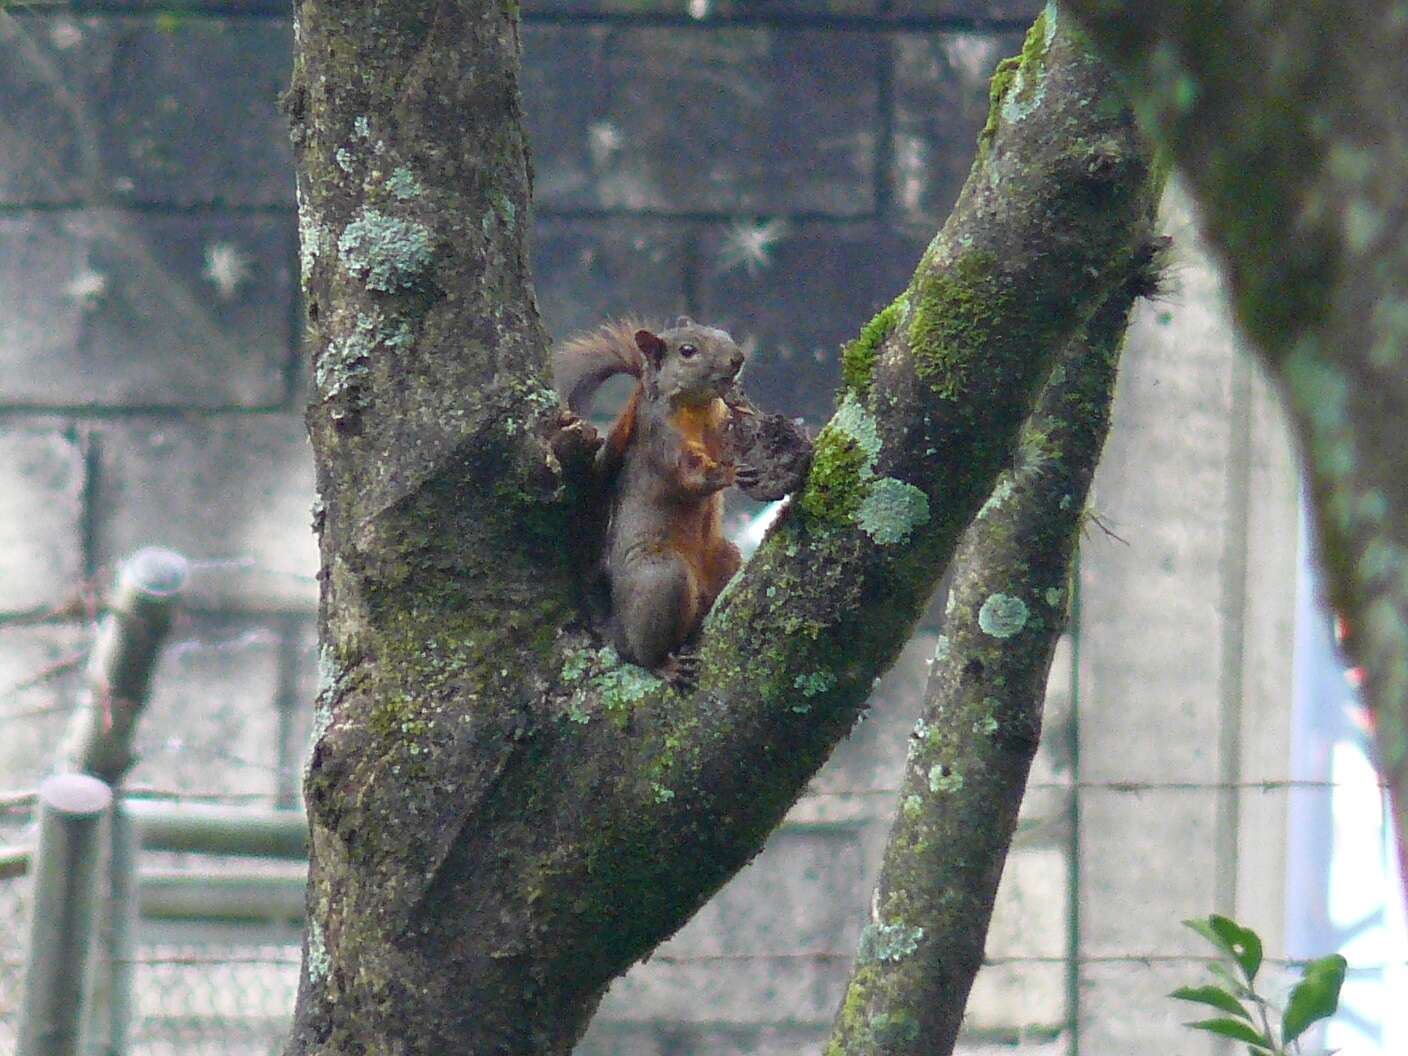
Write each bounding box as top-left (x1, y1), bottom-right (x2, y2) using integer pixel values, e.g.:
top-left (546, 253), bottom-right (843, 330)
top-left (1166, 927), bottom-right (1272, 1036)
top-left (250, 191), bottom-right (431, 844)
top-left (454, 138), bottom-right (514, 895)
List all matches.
top-left (285, 3), bottom-right (1159, 1053)
top-left (1062, 0), bottom-right (1408, 909)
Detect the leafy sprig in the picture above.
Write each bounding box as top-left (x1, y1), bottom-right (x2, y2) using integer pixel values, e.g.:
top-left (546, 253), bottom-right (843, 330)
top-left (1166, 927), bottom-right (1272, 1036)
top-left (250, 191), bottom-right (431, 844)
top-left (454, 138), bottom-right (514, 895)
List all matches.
top-left (1172, 914), bottom-right (1346, 1055)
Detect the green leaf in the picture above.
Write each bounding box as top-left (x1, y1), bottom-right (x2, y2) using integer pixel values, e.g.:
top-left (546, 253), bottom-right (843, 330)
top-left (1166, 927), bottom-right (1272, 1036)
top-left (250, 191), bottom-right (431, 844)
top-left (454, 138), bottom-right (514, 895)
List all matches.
top-left (1185, 1018), bottom-right (1274, 1050)
top-left (1183, 916), bottom-right (1224, 949)
top-left (1169, 985), bottom-right (1253, 1020)
top-left (1210, 915), bottom-right (1264, 983)
top-left (1208, 961), bottom-right (1254, 997)
top-left (1282, 954), bottom-right (1347, 1044)
top-left (1184, 915), bottom-right (1264, 983)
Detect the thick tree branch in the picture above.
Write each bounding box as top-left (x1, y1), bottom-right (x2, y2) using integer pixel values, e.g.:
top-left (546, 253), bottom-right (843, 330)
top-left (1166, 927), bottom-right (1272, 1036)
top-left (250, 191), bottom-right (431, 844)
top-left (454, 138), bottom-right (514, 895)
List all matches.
top-left (824, 254), bottom-right (1161, 1056)
top-left (1062, 0), bottom-right (1408, 905)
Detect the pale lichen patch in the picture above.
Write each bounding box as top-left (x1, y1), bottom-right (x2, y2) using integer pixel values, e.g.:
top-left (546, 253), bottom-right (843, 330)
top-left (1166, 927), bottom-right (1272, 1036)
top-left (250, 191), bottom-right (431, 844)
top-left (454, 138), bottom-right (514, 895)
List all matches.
top-left (306, 702), bottom-right (332, 768)
top-left (307, 917), bottom-right (331, 985)
top-left (857, 478), bottom-right (930, 545)
top-left (388, 166), bottom-right (424, 201)
top-left (977, 592), bottom-right (1029, 638)
top-left (856, 922), bottom-right (925, 964)
top-left (794, 670), bottom-right (836, 697)
top-left (832, 394), bottom-right (883, 467)
top-left (928, 764), bottom-right (964, 793)
top-left (296, 184), bottom-right (327, 286)
top-left (977, 475), bottom-right (1015, 519)
top-left (338, 207), bottom-right (433, 292)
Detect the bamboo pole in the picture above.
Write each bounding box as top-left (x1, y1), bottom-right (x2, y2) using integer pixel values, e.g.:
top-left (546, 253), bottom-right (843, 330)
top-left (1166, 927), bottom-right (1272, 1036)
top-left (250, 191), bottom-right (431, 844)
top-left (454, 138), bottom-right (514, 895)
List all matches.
top-left (89, 806), bottom-right (139, 1056)
top-left (126, 801), bottom-right (308, 860)
top-left (0, 843), bottom-right (28, 879)
top-left (16, 774), bottom-right (112, 1056)
top-left (62, 547), bottom-right (188, 784)
top-left (138, 869), bottom-right (305, 924)
top-left (0, 804), bottom-right (311, 877)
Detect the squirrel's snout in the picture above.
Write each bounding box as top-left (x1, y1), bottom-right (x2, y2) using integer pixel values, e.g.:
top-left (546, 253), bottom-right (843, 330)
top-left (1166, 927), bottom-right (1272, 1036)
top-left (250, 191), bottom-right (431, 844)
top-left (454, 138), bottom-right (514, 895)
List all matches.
top-left (728, 349), bottom-right (744, 375)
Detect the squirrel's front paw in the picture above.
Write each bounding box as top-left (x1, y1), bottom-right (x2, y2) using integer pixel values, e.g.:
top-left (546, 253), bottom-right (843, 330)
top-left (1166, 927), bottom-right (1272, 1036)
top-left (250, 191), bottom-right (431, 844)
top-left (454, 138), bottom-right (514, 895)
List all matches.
top-left (549, 410), bottom-right (603, 471)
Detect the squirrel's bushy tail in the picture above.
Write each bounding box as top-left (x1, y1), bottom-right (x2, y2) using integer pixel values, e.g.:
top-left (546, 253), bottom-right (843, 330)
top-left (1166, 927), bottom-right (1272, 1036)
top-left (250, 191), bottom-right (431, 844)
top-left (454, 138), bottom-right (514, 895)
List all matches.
top-left (552, 320), bottom-right (646, 415)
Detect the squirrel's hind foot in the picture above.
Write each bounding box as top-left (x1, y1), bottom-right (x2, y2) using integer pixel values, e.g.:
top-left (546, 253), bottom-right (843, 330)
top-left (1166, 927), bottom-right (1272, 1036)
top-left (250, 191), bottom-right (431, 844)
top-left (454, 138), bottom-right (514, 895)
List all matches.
top-left (657, 650), bottom-right (701, 692)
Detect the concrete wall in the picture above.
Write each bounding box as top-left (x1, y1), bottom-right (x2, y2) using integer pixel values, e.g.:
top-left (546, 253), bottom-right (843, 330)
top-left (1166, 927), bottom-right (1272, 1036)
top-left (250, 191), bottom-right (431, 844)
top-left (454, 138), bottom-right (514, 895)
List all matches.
top-left (0, 3), bottom-right (1302, 1054)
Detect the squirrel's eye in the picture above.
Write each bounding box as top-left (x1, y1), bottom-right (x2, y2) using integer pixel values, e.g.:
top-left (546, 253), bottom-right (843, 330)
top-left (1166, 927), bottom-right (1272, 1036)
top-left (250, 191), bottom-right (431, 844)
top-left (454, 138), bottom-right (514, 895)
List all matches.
top-left (678, 344), bottom-right (698, 359)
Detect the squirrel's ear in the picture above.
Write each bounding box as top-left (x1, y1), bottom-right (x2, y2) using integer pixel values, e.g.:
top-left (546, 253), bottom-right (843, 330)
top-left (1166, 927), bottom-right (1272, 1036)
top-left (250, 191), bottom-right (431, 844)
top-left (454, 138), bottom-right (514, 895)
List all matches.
top-left (672, 315), bottom-right (694, 329)
top-left (635, 329), bottom-right (666, 370)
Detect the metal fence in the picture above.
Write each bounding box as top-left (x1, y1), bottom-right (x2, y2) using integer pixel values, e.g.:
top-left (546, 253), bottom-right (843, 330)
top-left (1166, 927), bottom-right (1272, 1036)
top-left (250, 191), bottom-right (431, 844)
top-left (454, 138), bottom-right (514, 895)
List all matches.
top-left (0, 548), bottom-right (315, 1055)
top-left (2, 809), bottom-right (33, 1054)
top-left (1, 801), bottom-right (306, 1056)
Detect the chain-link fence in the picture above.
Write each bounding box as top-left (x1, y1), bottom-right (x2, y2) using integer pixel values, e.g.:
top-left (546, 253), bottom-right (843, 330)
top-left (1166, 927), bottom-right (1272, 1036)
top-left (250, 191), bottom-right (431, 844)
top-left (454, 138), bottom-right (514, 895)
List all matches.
top-left (0, 609), bottom-right (315, 1055)
top-left (0, 823), bottom-right (303, 1056)
top-left (2, 805), bottom-right (33, 1054)
top-left (124, 944), bottom-right (299, 1056)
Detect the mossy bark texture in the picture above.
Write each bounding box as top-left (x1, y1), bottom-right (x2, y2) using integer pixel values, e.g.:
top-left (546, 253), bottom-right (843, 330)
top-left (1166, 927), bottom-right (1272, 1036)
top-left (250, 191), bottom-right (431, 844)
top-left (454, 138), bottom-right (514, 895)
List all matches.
top-left (1063, 0), bottom-right (1408, 907)
top-left (824, 273), bottom-right (1155, 1056)
top-left (286, 3), bottom-right (1157, 1054)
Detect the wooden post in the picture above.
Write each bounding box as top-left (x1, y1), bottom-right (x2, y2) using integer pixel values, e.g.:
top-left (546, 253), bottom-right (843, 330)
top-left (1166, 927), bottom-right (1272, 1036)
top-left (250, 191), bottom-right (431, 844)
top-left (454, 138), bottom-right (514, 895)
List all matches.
top-left (59, 547), bottom-right (184, 1055)
top-left (62, 547), bottom-right (188, 784)
top-left (84, 805), bottom-right (140, 1056)
top-left (16, 774), bottom-right (113, 1056)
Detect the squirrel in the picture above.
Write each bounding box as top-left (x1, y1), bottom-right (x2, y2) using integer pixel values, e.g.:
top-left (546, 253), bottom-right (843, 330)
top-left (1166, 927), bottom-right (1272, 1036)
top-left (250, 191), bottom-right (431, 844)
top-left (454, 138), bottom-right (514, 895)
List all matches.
top-left (554, 316), bottom-right (808, 685)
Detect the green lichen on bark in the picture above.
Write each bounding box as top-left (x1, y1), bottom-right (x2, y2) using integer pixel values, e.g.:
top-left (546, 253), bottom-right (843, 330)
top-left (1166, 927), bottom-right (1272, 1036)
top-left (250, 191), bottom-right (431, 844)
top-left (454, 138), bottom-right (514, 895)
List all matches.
top-left (856, 922), bottom-right (925, 964)
top-left (976, 591), bottom-right (1029, 638)
top-left (856, 478), bottom-right (930, 545)
top-left (337, 207), bottom-right (434, 292)
top-left (979, 7), bottom-right (1051, 148)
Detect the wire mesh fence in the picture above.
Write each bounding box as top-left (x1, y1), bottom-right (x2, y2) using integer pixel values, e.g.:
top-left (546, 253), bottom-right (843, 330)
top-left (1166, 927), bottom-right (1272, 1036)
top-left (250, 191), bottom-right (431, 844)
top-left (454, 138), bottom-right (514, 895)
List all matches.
top-left (0, 607), bottom-right (315, 1055)
top-left (0, 568), bottom-right (1398, 1055)
top-left (125, 945), bottom-right (300, 1056)
top-left (1, 835), bottom-right (303, 1056)
top-left (1, 812), bottom-right (32, 1054)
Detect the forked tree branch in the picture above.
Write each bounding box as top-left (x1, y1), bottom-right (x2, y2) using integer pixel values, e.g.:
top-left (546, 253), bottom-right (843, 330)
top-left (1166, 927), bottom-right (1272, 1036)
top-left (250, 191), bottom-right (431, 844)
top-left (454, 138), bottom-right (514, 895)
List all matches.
top-left (287, 4), bottom-right (1160, 1053)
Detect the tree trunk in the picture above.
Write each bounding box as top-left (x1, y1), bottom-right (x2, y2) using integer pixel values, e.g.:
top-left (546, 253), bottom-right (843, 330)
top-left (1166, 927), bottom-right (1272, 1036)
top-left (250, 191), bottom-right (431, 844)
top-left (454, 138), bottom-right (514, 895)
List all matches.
top-left (284, 2), bottom-right (1159, 1052)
